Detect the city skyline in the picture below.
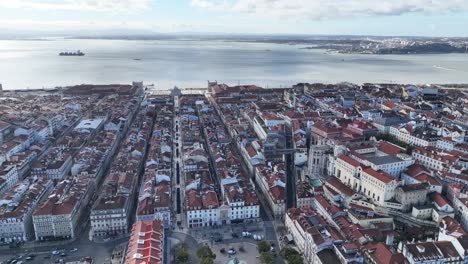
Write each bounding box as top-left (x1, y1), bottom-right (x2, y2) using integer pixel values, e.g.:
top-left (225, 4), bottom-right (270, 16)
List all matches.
top-left (0, 0), bottom-right (468, 37)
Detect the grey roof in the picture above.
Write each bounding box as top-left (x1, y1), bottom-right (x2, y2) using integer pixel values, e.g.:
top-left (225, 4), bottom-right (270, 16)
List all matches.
top-left (413, 204), bottom-right (434, 210)
top-left (367, 155), bottom-right (403, 165)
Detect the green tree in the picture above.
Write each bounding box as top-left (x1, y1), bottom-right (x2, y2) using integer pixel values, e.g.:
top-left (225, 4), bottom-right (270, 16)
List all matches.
top-left (280, 247), bottom-right (303, 264)
top-left (176, 245), bottom-right (189, 263)
top-left (200, 257), bottom-right (215, 264)
top-left (197, 245), bottom-right (215, 259)
top-left (257, 241), bottom-right (270, 253)
top-left (288, 254), bottom-right (304, 264)
top-left (260, 252), bottom-right (274, 264)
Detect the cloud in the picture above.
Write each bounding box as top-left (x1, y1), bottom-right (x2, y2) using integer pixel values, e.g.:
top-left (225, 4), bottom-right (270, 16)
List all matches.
top-left (0, 0), bottom-right (151, 12)
top-left (191, 0), bottom-right (468, 19)
top-left (190, 0), bottom-right (217, 8)
top-left (0, 19), bottom-right (153, 31)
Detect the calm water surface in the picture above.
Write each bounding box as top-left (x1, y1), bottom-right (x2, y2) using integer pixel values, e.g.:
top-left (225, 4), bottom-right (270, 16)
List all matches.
top-left (0, 39), bottom-right (468, 89)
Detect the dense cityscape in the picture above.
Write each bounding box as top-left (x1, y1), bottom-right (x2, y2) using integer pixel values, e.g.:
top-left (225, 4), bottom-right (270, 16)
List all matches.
top-left (0, 81), bottom-right (467, 264)
top-left (291, 36), bottom-right (468, 54)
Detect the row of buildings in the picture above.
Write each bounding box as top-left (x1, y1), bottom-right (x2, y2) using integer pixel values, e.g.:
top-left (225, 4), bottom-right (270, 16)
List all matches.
top-left (136, 96), bottom-right (174, 226)
top-left (0, 86), bottom-right (144, 243)
top-left (197, 98), bottom-right (260, 224)
top-left (180, 96), bottom-right (221, 228)
top-left (90, 101), bottom-right (153, 238)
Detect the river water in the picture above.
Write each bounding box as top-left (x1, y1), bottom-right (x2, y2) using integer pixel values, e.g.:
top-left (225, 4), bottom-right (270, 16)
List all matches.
top-left (0, 39), bottom-right (467, 89)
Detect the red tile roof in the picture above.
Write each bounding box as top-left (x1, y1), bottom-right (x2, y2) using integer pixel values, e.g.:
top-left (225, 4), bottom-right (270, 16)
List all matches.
top-left (314, 194), bottom-right (341, 216)
top-left (368, 243), bottom-right (408, 264)
top-left (440, 216), bottom-right (466, 237)
top-left (270, 185), bottom-right (285, 202)
top-left (245, 145), bottom-right (257, 158)
top-left (430, 192), bottom-right (449, 208)
top-left (382, 101), bottom-right (397, 109)
top-left (378, 141), bottom-right (404, 155)
top-left (414, 173), bottom-right (441, 186)
top-left (338, 155), bottom-right (361, 167)
top-left (405, 163), bottom-right (430, 177)
top-left (325, 177), bottom-right (356, 197)
top-left (125, 220), bottom-right (164, 264)
top-left (363, 168), bottom-right (395, 184)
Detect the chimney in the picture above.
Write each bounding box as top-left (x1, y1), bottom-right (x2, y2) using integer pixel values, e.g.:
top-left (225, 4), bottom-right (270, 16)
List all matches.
top-left (0, 83), bottom-right (3, 97)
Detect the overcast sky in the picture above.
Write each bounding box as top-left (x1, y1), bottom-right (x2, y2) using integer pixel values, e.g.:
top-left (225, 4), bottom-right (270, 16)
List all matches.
top-left (1, 0), bottom-right (468, 36)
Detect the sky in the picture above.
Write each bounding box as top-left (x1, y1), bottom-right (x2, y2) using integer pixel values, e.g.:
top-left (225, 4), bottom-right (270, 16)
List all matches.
top-left (0, 0), bottom-right (468, 36)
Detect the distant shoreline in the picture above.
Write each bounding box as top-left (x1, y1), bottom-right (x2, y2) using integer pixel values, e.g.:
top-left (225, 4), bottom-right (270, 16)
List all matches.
top-left (2, 36), bottom-right (467, 55)
top-left (3, 83), bottom-right (468, 92)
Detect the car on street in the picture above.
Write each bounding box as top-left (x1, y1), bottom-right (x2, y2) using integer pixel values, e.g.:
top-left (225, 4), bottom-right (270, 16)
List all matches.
top-left (69, 248), bottom-right (78, 253)
top-left (51, 250), bottom-right (60, 255)
top-left (82, 256), bottom-right (93, 263)
top-left (253, 234), bottom-right (264, 241)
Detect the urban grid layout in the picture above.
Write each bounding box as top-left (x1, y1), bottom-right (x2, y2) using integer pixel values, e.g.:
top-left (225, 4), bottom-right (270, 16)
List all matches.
top-left (0, 81), bottom-right (467, 264)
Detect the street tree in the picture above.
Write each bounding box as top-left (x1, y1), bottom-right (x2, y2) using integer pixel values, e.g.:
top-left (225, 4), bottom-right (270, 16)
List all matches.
top-left (257, 241), bottom-right (270, 253)
top-left (176, 245), bottom-right (189, 263)
top-left (197, 245), bottom-right (215, 259)
top-left (260, 252), bottom-right (274, 264)
top-left (200, 257), bottom-right (215, 264)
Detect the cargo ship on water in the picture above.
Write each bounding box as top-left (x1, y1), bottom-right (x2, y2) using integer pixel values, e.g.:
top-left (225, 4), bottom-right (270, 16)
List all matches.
top-left (59, 50), bottom-right (85, 56)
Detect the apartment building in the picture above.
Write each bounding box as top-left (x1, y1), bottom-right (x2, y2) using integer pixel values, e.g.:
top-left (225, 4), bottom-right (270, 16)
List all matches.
top-left (412, 147), bottom-right (460, 172)
top-left (0, 178), bottom-right (52, 243)
top-left (285, 207), bottom-right (344, 263)
top-left (33, 177), bottom-right (94, 240)
top-left (0, 165), bottom-right (19, 194)
top-left (255, 165), bottom-right (286, 217)
top-left (389, 125), bottom-right (439, 147)
top-left (361, 168), bottom-right (400, 206)
top-left (403, 241), bottom-right (463, 264)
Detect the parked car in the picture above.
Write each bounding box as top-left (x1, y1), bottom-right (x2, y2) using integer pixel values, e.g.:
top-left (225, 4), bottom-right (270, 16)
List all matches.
top-left (253, 234), bottom-right (264, 241)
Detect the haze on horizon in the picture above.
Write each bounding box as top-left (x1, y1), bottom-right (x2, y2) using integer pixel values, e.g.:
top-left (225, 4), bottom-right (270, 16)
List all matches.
top-left (0, 0), bottom-right (468, 37)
